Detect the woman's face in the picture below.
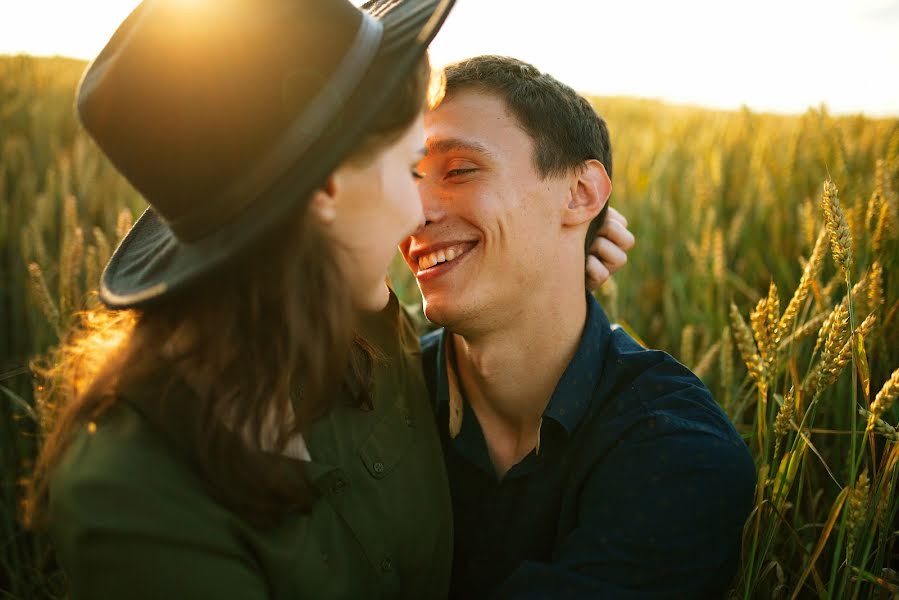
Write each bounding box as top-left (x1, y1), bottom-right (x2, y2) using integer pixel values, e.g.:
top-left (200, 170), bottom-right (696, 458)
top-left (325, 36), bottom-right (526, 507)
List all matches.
top-left (319, 114), bottom-right (426, 311)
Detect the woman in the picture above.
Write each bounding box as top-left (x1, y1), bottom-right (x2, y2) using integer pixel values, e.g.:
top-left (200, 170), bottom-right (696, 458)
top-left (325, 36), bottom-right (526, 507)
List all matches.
top-left (25, 0), bottom-right (631, 598)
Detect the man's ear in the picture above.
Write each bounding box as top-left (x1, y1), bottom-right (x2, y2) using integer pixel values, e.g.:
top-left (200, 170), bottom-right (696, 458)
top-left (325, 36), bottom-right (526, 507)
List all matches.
top-left (309, 175), bottom-right (338, 225)
top-left (562, 159), bottom-right (611, 227)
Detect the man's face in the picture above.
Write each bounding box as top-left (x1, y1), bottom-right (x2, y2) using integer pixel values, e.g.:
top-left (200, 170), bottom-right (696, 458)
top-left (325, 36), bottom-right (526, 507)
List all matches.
top-left (400, 89), bottom-right (570, 330)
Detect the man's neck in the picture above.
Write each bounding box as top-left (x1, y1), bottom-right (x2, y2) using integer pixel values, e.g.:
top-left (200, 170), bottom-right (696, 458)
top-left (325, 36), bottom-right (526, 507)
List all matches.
top-left (451, 285), bottom-right (588, 478)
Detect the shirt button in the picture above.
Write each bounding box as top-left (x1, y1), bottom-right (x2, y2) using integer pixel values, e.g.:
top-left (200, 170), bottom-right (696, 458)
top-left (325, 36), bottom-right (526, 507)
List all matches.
top-left (373, 461), bottom-right (385, 474)
top-left (380, 557), bottom-right (393, 573)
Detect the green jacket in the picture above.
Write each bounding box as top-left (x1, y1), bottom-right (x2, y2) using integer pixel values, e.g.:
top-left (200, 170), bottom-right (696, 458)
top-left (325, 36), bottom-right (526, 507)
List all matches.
top-left (48, 296), bottom-right (453, 599)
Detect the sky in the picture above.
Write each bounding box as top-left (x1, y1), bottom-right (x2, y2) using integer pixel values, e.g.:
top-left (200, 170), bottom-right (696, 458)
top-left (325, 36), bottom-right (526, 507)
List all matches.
top-left (1, 0), bottom-right (898, 117)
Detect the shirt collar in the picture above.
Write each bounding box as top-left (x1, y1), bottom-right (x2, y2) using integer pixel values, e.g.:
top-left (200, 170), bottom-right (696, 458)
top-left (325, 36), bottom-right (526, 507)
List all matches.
top-left (435, 293), bottom-right (612, 439)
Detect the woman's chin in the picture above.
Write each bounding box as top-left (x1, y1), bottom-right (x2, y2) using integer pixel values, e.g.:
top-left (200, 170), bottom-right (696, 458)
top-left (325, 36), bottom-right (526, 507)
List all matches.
top-left (356, 280), bottom-right (391, 313)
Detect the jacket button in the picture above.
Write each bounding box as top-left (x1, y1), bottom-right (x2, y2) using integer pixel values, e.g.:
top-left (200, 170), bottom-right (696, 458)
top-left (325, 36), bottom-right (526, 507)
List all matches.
top-left (373, 461), bottom-right (385, 474)
top-left (380, 557), bottom-right (393, 573)
top-left (332, 478), bottom-right (347, 495)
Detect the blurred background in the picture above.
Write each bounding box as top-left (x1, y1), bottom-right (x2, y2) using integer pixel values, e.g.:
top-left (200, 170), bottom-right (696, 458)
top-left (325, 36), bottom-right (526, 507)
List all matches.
top-left (1, 1), bottom-right (898, 598)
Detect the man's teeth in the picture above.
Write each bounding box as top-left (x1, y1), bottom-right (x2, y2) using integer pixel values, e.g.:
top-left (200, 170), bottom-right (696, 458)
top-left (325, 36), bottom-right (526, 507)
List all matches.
top-left (418, 245), bottom-right (467, 270)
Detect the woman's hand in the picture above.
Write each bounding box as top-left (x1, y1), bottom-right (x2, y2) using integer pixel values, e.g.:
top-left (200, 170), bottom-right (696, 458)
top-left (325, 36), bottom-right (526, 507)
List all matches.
top-left (586, 207), bottom-right (635, 291)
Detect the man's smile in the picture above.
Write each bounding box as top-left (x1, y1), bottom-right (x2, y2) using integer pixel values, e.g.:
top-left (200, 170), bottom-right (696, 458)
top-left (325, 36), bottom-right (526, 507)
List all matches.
top-left (408, 240), bottom-right (479, 278)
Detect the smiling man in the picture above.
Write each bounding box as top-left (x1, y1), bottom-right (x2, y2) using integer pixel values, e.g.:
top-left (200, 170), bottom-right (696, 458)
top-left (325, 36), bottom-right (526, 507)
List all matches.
top-left (401, 56), bottom-right (756, 599)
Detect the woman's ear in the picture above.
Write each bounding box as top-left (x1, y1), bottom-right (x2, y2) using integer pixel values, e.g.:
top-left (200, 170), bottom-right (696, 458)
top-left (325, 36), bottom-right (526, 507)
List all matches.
top-left (563, 160), bottom-right (611, 227)
top-left (309, 175), bottom-right (338, 225)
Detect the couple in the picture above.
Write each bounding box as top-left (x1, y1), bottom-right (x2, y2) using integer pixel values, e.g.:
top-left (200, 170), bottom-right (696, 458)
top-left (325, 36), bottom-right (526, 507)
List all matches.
top-left (26, 0), bottom-right (755, 598)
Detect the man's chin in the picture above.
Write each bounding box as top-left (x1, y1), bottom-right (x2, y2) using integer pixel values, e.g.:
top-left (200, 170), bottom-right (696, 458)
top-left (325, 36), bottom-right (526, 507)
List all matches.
top-left (422, 296), bottom-right (460, 329)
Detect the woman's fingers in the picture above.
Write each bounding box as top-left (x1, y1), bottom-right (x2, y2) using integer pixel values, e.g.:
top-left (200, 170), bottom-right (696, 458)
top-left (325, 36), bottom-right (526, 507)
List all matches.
top-left (597, 214), bottom-right (635, 253)
top-left (586, 208), bottom-right (635, 291)
top-left (585, 254), bottom-right (611, 291)
top-left (606, 206), bottom-right (629, 228)
top-left (591, 237), bottom-right (629, 274)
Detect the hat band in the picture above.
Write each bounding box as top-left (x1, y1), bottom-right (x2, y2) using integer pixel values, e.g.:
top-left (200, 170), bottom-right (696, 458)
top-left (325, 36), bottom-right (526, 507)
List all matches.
top-left (167, 11), bottom-right (385, 242)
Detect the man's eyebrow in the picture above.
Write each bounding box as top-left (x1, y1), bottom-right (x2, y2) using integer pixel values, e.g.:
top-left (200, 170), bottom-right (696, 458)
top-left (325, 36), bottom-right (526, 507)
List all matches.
top-left (425, 137), bottom-right (493, 158)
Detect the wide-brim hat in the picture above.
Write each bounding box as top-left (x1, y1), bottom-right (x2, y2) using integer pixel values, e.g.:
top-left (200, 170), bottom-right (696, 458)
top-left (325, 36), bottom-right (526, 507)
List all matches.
top-left (81, 0), bottom-right (455, 309)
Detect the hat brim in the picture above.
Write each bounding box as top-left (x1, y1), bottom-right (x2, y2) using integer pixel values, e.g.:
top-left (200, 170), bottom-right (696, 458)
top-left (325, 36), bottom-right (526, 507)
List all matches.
top-left (100, 0), bottom-right (454, 309)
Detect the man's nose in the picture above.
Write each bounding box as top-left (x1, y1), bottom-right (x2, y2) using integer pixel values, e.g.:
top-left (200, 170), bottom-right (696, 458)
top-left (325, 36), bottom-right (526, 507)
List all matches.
top-left (417, 179), bottom-right (447, 227)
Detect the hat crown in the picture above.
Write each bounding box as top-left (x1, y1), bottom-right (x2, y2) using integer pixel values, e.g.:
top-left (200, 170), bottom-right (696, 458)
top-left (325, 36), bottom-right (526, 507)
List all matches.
top-left (78, 0), bottom-right (366, 240)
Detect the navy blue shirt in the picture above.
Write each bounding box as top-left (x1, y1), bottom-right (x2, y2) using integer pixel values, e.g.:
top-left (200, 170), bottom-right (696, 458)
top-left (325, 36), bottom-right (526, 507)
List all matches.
top-left (420, 295), bottom-right (756, 599)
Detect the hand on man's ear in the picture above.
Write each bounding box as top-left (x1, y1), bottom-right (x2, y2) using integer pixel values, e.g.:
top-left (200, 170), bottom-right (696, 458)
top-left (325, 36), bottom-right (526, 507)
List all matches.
top-left (586, 207), bottom-right (635, 291)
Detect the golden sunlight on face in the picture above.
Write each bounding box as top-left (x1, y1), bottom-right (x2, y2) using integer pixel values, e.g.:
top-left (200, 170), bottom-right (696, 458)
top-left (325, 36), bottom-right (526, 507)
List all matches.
top-left (327, 116), bottom-right (426, 312)
top-left (401, 90), bottom-right (569, 331)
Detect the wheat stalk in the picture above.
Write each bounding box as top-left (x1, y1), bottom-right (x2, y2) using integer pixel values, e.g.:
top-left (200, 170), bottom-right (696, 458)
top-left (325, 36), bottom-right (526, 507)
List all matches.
top-left (801, 198), bottom-right (819, 249)
top-left (749, 283), bottom-right (779, 377)
top-left (779, 228), bottom-right (827, 338)
top-left (731, 302), bottom-right (766, 386)
top-left (713, 229), bottom-right (726, 284)
top-left (822, 180), bottom-right (853, 281)
top-left (92, 226), bottom-right (112, 270)
top-left (720, 325), bottom-right (734, 409)
top-left (765, 282), bottom-right (780, 362)
top-left (858, 407), bottom-right (898, 442)
top-left (804, 302), bottom-right (850, 397)
top-left (866, 175), bottom-right (883, 233)
top-left (773, 387), bottom-right (795, 456)
top-left (693, 340), bottom-right (720, 380)
top-left (867, 368), bottom-right (899, 431)
top-left (26, 262), bottom-right (61, 336)
top-left (819, 313), bottom-right (876, 391)
top-left (778, 311), bottom-right (827, 351)
top-left (813, 276), bottom-right (867, 357)
top-left (867, 260), bottom-right (883, 314)
top-left (845, 469), bottom-right (870, 561)
top-left (681, 325), bottom-right (695, 369)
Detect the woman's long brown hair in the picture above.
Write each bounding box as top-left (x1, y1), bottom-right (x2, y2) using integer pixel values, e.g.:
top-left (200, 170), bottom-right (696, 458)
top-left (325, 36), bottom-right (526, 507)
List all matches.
top-left (24, 54), bottom-right (438, 529)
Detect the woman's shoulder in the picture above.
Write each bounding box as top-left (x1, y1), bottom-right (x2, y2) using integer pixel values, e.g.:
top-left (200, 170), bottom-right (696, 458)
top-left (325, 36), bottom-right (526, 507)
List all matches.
top-left (51, 401), bottom-right (200, 499)
top-left (48, 401), bottom-right (238, 546)
top-left (48, 402), bottom-right (271, 598)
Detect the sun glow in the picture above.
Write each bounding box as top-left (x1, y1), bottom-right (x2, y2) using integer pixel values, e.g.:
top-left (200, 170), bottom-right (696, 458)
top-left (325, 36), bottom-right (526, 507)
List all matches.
top-left (1, 0), bottom-right (897, 116)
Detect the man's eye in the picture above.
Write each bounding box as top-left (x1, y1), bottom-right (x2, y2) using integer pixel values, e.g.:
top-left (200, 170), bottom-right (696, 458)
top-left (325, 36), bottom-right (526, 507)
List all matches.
top-left (411, 169), bottom-right (424, 180)
top-left (446, 168), bottom-right (476, 178)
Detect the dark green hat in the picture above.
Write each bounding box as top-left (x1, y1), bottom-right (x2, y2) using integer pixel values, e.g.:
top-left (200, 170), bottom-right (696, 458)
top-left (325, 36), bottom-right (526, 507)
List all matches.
top-left (79, 0), bottom-right (454, 308)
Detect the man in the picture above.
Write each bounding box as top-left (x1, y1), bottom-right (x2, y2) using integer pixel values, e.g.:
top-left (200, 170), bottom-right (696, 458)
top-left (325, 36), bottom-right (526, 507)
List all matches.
top-left (400, 56), bottom-right (756, 598)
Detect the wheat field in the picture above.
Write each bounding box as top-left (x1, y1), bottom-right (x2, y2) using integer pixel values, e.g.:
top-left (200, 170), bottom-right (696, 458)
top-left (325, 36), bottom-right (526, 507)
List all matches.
top-left (2, 54), bottom-right (898, 599)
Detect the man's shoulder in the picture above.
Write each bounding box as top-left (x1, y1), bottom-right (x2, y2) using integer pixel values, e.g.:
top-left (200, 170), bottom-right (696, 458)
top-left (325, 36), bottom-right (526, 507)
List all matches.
top-left (581, 327), bottom-right (755, 502)
top-left (602, 325), bottom-right (707, 400)
top-left (596, 327), bottom-right (742, 447)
